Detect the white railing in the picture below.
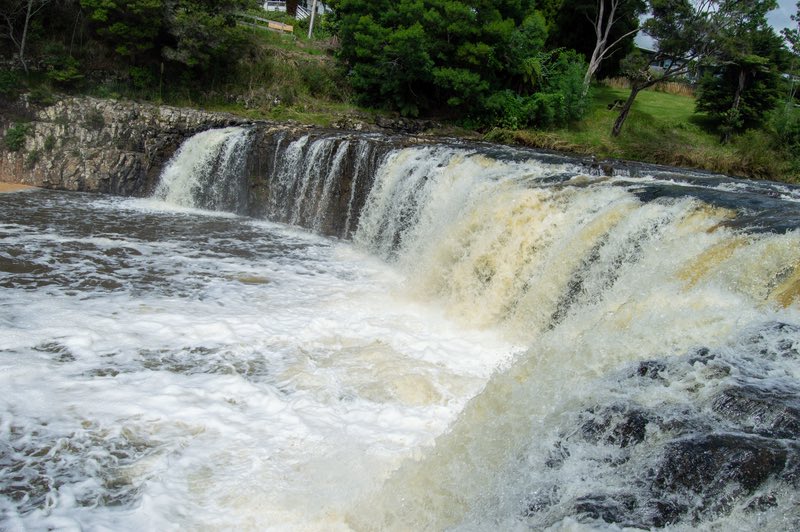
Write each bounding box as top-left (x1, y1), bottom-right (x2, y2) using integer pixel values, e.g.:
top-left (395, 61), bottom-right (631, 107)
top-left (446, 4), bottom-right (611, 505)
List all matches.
top-left (263, 1), bottom-right (286, 12)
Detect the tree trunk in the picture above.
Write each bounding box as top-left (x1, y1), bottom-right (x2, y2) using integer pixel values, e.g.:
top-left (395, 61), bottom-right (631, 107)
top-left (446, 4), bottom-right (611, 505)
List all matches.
top-left (731, 68), bottom-right (746, 114)
top-left (611, 85), bottom-right (641, 137)
top-left (286, 0), bottom-right (298, 17)
top-left (720, 68), bottom-right (747, 143)
top-left (583, 44), bottom-right (604, 97)
top-left (18, 0), bottom-right (34, 73)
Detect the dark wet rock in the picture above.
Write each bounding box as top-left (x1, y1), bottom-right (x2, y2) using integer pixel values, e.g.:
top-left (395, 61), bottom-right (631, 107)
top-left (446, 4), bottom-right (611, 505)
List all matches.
top-left (745, 492), bottom-right (779, 512)
top-left (744, 322), bottom-right (800, 360)
top-left (635, 360), bottom-right (667, 380)
top-left (32, 341), bottom-right (75, 363)
top-left (522, 322), bottom-right (800, 529)
top-left (578, 405), bottom-right (651, 448)
top-left (711, 385), bottom-right (800, 439)
top-left (574, 494), bottom-right (638, 524)
top-left (374, 115), bottom-right (441, 134)
top-left (653, 433), bottom-right (789, 495)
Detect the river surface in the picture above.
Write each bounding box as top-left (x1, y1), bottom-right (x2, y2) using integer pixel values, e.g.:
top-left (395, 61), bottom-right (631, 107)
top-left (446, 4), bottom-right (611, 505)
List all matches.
top-left (2, 129), bottom-right (800, 530)
top-left (0, 189), bottom-right (517, 529)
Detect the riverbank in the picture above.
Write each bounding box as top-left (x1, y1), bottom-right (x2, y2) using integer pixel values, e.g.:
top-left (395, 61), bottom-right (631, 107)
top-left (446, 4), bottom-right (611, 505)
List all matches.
top-left (0, 182), bottom-right (35, 192)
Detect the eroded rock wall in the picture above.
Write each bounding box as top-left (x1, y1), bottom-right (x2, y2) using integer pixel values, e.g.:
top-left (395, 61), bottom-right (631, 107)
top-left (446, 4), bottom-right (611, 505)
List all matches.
top-left (0, 96), bottom-right (247, 195)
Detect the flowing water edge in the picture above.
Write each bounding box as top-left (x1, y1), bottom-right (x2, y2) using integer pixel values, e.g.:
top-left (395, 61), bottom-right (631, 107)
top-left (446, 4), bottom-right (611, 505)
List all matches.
top-left (1, 127), bottom-right (799, 530)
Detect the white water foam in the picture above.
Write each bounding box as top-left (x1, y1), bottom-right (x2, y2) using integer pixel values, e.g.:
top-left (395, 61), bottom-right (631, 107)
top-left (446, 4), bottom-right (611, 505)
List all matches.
top-left (0, 191), bottom-right (518, 530)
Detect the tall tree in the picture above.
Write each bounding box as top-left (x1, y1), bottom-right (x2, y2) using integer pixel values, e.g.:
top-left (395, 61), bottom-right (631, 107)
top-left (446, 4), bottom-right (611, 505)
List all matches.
top-left (551, 0), bottom-right (643, 82)
top-left (696, 17), bottom-right (787, 141)
top-left (783, 1), bottom-right (799, 102)
top-left (0, 0), bottom-right (53, 72)
top-left (583, 0), bottom-right (645, 91)
top-left (329, 0), bottom-right (548, 117)
top-left (79, 0), bottom-right (256, 72)
top-left (611, 0), bottom-right (767, 136)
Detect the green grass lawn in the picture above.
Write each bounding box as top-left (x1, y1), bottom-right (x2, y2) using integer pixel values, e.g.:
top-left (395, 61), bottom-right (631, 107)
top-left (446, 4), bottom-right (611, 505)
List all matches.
top-left (488, 85), bottom-right (795, 182)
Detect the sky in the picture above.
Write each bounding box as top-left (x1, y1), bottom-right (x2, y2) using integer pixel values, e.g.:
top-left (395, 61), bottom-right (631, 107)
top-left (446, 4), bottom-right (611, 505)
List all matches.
top-left (635, 1), bottom-right (797, 51)
top-left (770, 0), bottom-right (797, 34)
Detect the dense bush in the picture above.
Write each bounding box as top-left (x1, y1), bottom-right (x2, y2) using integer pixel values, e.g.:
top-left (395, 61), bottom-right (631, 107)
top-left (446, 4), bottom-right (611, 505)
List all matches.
top-left (4, 123), bottom-right (29, 152)
top-left (769, 104), bottom-right (800, 174)
top-left (480, 50), bottom-right (588, 129)
top-left (0, 70), bottom-right (22, 99)
top-left (329, 0), bottom-right (589, 127)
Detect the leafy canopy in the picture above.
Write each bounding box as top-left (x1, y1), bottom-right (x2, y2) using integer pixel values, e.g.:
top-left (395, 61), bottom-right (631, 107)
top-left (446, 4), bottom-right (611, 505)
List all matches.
top-left (79, 0), bottom-right (256, 72)
top-left (329, 0), bottom-right (588, 126)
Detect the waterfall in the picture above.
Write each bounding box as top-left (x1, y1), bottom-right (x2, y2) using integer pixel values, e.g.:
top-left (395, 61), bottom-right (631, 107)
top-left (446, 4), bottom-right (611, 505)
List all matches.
top-left (345, 145), bottom-right (800, 530)
top-left (149, 127), bottom-right (800, 529)
top-left (260, 133), bottom-right (386, 237)
top-left (153, 126), bottom-right (253, 213)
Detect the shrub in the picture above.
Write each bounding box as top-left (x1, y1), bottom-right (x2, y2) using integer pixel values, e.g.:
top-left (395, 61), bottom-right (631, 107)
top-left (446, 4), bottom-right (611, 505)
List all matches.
top-left (129, 66), bottom-right (157, 91)
top-left (26, 149), bottom-right (40, 169)
top-left (479, 51), bottom-right (589, 130)
top-left (4, 123), bottom-right (29, 152)
top-left (28, 85), bottom-right (56, 106)
top-left (0, 69), bottom-right (21, 99)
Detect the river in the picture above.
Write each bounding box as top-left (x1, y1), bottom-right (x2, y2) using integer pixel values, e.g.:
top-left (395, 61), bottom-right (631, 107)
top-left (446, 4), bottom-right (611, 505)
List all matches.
top-left (1, 127), bottom-right (799, 530)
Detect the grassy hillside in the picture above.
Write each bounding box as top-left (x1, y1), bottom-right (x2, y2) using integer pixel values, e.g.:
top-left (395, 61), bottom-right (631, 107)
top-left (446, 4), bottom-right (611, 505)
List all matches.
top-left (487, 86), bottom-right (798, 183)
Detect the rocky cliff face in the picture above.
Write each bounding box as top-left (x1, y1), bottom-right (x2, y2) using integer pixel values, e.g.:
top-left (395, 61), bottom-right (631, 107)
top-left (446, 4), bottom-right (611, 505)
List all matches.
top-left (0, 96), bottom-right (249, 195)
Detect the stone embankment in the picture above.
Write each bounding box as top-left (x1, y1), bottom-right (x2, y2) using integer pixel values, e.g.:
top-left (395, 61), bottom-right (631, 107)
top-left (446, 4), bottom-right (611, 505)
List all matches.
top-left (0, 96), bottom-right (249, 195)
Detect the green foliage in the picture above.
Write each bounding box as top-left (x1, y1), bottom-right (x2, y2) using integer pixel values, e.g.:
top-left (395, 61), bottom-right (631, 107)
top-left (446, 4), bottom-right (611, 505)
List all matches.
top-left (550, 0), bottom-right (645, 79)
top-left (46, 56), bottom-right (84, 87)
top-left (79, 0), bottom-right (257, 79)
top-left (0, 70), bottom-right (22, 99)
top-left (80, 0), bottom-right (164, 58)
top-left (730, 128), bottom-right (786, 179)
top-left (4, 123), bottom-right (29, 152)
top-left (28, 85), bottom-right (55, 106)
top-left (695, 11), bottom-right (787, 139)
top-left (479, 50), bottom-right (588, 129)
top-left (25, 149), bottom-right (40, 169)
top-left (330, 0), bottom-right (588, 126)
top-left (129, 66), bottom-right (157, 90)
top-left (769, 104), bottom-right (800, 174)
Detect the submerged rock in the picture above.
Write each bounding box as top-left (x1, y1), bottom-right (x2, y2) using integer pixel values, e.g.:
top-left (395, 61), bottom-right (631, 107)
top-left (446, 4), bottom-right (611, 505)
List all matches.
top-left (523, 322), bottom-right (800, 529)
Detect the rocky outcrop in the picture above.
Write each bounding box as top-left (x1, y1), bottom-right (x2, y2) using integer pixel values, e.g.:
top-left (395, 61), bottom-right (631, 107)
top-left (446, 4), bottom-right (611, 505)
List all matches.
top-left (0, 96), bottom-right (248, 195)
top-left (524, 322), bottom-right (800, 529)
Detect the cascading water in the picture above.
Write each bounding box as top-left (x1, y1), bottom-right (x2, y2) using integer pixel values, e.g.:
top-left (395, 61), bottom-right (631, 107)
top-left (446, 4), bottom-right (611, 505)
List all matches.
top-left (257, 132), bottom-right (387, 237)
top-left (2, 126), bottom-right (799, 530)
top-left (153, 126), bottom-right (253, 213)
top-left (344, 145), bottom-right (800, 530)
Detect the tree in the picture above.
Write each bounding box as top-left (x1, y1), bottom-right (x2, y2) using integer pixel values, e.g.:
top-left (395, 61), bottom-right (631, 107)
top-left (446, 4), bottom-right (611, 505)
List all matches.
top-left (611, 0), bottom-right (767, 137)
top-left (696, 20), bottom-right (787, 141)
top-left (329, 0), bottom-right (588, 126)
top-left (695, 0), bottom-right (784, 141)
top-left (550, 0), bottom-right (643, 83)
top-left (79, 0), bottom-right (164, 61)
top-left (0, 0), bottom-right (53, 72)
top-left (783, 1), bottom-right (799, 102)
top-left (583, 0), bottom-right (645, 91)
top-left (79, 0), bottom-right (256, 74)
